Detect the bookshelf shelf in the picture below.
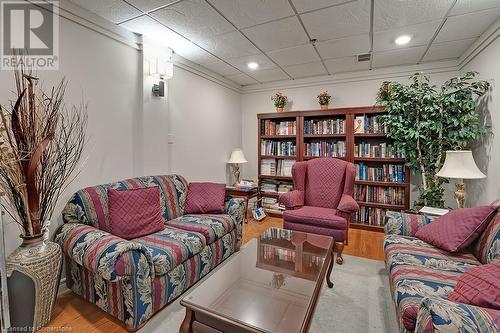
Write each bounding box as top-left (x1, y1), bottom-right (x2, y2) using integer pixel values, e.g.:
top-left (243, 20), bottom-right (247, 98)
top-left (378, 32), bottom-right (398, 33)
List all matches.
top-left (257, 106), bottom-right (410, 225)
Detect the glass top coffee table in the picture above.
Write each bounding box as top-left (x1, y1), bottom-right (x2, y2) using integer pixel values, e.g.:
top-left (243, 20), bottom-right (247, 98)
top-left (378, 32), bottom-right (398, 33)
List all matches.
top-left (180, 228), bottom-right (335, 333)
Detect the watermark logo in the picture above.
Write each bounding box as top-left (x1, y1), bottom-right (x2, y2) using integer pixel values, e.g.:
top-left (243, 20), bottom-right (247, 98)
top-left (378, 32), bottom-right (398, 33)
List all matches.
top-left (1, 0), bottom-right (59, 70)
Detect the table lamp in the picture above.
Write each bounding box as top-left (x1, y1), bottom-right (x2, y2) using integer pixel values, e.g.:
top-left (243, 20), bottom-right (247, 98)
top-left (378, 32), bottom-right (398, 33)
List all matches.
top-left (228, 148), bottom-right (247, 186)
top-left (436, 150), bottom-right (486, 208)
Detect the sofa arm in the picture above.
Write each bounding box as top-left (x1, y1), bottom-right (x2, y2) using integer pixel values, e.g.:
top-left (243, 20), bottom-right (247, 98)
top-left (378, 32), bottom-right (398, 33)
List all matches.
top-left (55, 223), bottom-right (154, 282)
top-left (415, 298), bottom-right (500, 333)
top-left (384, 211), bottom-right (436, 237)
top-left (278, 190), bottom-right (304, 209)
top-left (225, 198), bottom-right (245, 243)
top-left (337, 194), bottom-right (359, 214)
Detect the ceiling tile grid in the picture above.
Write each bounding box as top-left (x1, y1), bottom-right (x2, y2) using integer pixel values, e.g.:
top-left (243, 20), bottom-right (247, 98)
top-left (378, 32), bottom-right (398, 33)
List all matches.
top-left (70, 0), bottom-right (500, 85)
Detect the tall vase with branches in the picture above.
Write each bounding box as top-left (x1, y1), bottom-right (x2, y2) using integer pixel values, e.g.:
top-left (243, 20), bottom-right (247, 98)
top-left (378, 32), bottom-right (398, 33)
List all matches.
top-left (377, 72), bottom-right (490, 208)
top-left (0, 62), bottom-right (86, 332)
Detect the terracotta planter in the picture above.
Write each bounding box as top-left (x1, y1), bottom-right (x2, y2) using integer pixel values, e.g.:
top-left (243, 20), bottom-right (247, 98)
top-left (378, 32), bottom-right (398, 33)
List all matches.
top-left (7, 230), bottom-right (62, 332)
top-left (320, 104), bottom-right (329, 110)
top-left (276, 107), bottom-right (284, 113)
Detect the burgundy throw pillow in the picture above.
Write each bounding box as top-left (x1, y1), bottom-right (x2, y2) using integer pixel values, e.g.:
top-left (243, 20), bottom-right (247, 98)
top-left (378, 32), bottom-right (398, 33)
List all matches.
top-left (108, 187), bottom-right (165, 240)
top-left (415, 205), bottom-right (498, 252)
top-left (184, 182), bottom-right (225, 214)
top-left (448, 262), bottom-right (500, 309)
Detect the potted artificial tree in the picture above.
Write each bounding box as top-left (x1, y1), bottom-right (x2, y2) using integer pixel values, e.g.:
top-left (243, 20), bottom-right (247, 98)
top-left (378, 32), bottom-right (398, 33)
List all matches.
top-left (0, 63), bottom-right (86, 332)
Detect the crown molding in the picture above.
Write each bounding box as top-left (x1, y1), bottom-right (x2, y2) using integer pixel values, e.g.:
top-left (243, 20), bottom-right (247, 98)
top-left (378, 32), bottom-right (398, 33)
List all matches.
top-left (457, 17), bottom-right (500, 70)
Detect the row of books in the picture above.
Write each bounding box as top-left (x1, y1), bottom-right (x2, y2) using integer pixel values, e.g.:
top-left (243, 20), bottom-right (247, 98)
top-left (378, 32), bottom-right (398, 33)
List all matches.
top-left (304, 141), bottom-right (346, 157)
top-left (304, 118), bottom-right (345, 134)
top-left (260, 159), bottom-right (295, 177)
top-left (260, 246), bottom-right (296, 263)
top-left (353, 207), bottom-right (387, 226)
top-left (262, 227), bottom-right (293, 240)
top-left (354, 185), bottom-right (405, 205)
top-left (261, 197), bottom-right (285, 211)
top-left (355, 163), bottom-right (405, 183)
top-left (354, 114), bottom-right (386, 134)
top-left (354, 142), bottom-right (405, 158)
top-left (260, 179), bottom-right (293, 194)
top-left (261, 140), bottom-right (296, 156)
top-left (261, 120), bottom-right (296, 136)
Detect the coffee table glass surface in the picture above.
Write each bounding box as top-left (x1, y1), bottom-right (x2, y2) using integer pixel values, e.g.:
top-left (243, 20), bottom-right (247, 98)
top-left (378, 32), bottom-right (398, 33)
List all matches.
top-left (181, 227), bottom-right (334, 333)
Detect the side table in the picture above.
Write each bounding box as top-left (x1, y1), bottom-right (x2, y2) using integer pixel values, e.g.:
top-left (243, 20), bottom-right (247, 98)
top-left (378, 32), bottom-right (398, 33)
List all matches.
top-left (225, 187), bottom-right (260, 224)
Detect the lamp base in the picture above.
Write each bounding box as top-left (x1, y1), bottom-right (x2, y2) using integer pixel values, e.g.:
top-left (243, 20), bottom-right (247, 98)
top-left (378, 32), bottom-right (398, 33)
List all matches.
top-left (454, 180), bottom-right (466, 209)
top-left (232, 165), bottom-right (240, 187)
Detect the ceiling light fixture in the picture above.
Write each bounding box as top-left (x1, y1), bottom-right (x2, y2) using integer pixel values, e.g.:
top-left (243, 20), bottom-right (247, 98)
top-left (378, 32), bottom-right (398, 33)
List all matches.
top-left (247, 62), bottom-right (259, 70)
top-left (395, 35), bottom-right (412, 46)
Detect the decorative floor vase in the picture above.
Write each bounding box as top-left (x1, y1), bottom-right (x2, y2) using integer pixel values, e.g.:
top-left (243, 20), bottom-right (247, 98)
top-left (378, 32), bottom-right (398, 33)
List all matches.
top-left (6, 236), bottom-right (62, 333)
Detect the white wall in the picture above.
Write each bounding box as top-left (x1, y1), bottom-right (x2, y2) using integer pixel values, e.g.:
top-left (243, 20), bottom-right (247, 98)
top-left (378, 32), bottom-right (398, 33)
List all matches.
top-left (462, 36), bottom-right (500, 205)
top-left (168, 65), bottom-right (242, 183)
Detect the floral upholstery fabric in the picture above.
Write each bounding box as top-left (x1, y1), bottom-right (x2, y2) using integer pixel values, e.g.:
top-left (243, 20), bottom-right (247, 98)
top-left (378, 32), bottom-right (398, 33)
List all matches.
top-left (62, 175), bottom-right (188, 231)
top-left (166, 214), bottom-right (236, 244)
top-left (385, 211), bottom-right (436, 237)
top-left (415, 298), bottom-right (500, 333)
top-left (57, 175), bottom-right (245, 330)
top-left (132, 226), bottom-right (206, 276)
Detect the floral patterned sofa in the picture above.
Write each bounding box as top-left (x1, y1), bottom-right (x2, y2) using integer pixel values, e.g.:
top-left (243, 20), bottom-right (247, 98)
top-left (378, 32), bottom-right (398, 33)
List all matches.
top-left (55, 175), bottom-right (244, 330)
top-left (384, 202), bottom-right (500, 333)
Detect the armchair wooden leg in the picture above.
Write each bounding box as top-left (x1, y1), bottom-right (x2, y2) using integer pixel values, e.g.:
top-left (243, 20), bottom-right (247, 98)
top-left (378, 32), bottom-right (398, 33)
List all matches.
top-left (335, 241), bottom-right (345, 265)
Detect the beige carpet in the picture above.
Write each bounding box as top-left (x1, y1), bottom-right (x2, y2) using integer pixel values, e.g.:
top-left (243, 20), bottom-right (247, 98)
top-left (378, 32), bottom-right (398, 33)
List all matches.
top-left (138, 254), bottom-right (398, 333)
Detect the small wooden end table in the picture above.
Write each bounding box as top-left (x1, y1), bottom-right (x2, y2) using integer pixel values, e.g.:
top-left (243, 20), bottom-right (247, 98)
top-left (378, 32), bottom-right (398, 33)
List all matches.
top-left (225, 187), bottom-right (260, 224)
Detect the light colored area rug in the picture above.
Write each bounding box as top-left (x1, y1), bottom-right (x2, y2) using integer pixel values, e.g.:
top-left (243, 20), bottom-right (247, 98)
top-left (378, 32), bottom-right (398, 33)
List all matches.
top-left (139, 255), bottom-right (398, 333)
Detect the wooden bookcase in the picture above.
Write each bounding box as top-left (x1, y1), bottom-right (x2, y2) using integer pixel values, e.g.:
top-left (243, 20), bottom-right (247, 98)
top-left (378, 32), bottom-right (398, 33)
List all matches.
top-left (257, 106), bottom-right (410, 232)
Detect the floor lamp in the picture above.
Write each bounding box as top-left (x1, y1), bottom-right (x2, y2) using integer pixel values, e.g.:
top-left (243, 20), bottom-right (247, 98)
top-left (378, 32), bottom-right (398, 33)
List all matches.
top-left (436, 150), bottom-right (486, 208)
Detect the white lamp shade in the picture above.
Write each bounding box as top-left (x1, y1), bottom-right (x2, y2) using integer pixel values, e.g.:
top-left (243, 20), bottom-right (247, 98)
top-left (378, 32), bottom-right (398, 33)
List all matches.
top-left (228, 148), bottom-right (247, 164)
top-left (436, 150), bottom-right (486, 179)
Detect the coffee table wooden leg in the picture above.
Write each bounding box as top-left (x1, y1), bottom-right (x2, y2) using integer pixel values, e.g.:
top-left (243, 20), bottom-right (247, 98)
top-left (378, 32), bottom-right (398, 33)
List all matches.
top-left (180, 308), bottom-right (194, 333)
top-left (326, 248), bottom-right (335, 288)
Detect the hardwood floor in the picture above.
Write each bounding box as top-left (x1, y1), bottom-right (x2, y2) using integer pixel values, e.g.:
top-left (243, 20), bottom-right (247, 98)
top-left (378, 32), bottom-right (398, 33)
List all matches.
top-left (39, 217), bottom-right (385, 333)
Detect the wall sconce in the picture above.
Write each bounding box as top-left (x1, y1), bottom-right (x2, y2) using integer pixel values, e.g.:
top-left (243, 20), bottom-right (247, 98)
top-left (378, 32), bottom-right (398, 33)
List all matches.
top-left (146, 58), bottom-right (173, 97)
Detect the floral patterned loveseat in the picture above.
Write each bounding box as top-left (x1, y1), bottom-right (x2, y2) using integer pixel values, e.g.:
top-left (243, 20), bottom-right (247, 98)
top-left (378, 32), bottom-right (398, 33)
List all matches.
top-left (384, 201), bottom-right (500, 333)
top-left (55, 175), bottom-right (244, 330)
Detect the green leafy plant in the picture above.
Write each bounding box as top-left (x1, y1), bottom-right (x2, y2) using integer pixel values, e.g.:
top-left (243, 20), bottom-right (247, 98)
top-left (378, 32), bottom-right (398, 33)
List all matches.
top-left (317, 91), bottom-right (331, 105)
top-left (377, 72), bottom-right (490, 208)
top-left (271, 92), bottom-right (287, 108)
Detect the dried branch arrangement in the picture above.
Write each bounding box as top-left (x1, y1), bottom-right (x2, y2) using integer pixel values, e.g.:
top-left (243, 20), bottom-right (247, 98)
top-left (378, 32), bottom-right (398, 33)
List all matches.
top-left (0, 64), bottom-right (87, 238)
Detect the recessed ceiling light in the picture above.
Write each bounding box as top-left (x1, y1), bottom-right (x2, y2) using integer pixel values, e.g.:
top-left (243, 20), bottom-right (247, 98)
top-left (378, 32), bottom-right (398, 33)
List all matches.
top-left (247, 62), bottom-right (259, 70)
top-left (395, 35), bottom-right (412, 45)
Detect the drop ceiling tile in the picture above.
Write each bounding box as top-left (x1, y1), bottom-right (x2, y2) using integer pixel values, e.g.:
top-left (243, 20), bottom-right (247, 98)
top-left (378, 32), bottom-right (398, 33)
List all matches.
top-left (226, 54), bottom-right (276, 73)
top-left (267, 44), bottom-right (320, 67)
top-left (372, 46), bottom-right (426, 68)
top-left (423, 38), bottom-right (477, 62)
top-left (373, 0), bottom-right (455, 31)
top-left (226, 73), bottom-right (259, 85)
top-left (373, 20), bottom-right (441, 52)
top-left (450, 0), bottom-right (500, 16)
top-left (199, 31), bottom-right (261, 59)
top-left (242, 16), bottom-right (309, 51)
top-left (126, 0), bottom-right (178, 12)
top-left (251, 68), bottom-right (289, 82)
top-left (300, 1), bottom-right (371, 41)
top-left (323, 56), bottom-right (369, 74)
top-left (201, 60), bottom-right (241, 76)
top-left (208, 0), bottom-right (294, 29)
top-left (120, 16), bottom-right (219, 64)
top-left (435, 8), bottom-right (500, 43)
top-left (316, 34), bottom-right (370, 59)
top-left (71, 0), bottom-right (141, 23)
top-left (291, 0), bottom-right (356, 13)
top-left (284, 61), bottom-right (327, 79)
top-left (150, 0), bottom-right (235, 42)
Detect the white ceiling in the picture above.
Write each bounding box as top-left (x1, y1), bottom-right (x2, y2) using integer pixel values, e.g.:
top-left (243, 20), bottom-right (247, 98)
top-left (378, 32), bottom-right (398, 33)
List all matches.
top-left (71, 0), bottom-right (500, 86)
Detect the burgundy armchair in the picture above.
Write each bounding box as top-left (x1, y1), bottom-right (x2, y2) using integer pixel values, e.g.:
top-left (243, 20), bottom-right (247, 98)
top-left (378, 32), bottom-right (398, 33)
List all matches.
top-left (278, 158), bottom-right (359, 264)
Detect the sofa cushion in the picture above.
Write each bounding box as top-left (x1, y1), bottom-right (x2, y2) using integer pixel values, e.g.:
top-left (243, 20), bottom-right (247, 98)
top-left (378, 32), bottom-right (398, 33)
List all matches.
top-left (415, 205), bottom-right (497, 252)
top-left (184, 182), bottom-right (226, 214)
top-left (167, 214), bottom-right (236, 244)
top-left (448, 262), bottom-right (500, 310)
top-left (283, 206), bottom-right (347, 229)
top-left (132, 226), bottom-right (206, 276)
top-left (108, 187), bottom-right (165, 240)
top-left (473, 205), bottom-right (500, 264)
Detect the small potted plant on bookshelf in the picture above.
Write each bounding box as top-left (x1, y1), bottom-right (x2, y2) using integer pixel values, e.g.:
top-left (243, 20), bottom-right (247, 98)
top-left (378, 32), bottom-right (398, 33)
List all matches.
top-left (271, 92), bottom-right (287, 112)
top-left (317, 91), bottom-right (331, 109)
